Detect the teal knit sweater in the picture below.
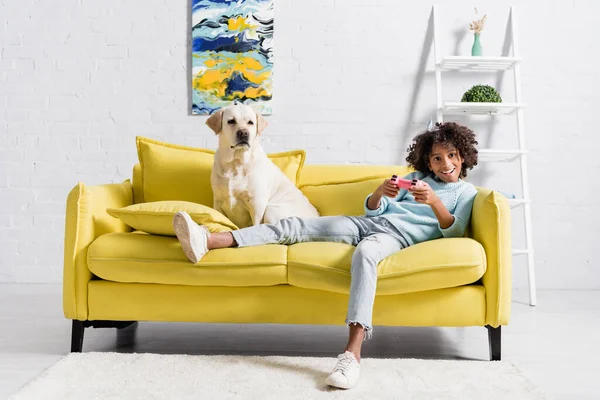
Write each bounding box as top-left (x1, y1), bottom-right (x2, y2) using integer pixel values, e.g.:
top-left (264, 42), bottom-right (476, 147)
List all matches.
top-left (364, 171), bottom-right (478, 245)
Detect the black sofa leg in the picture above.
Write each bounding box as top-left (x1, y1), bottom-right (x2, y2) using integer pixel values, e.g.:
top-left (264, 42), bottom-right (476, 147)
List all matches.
top-left (486, 325), bottom-right (501, 361)
top-left (70, 320), bottom-right (137, 353)
top-left (71, 320), bottom-right (85, 353)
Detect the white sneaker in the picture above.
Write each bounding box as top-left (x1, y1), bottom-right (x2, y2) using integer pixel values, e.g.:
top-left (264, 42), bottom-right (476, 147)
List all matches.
top-left (173, 211), bottom-right (210, 263)
top-left (325, 351), bottom-right (361, 389)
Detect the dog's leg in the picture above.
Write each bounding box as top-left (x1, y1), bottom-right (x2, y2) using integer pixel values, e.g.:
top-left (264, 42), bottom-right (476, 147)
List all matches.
top-left (249, 199), bottom-right (268, 226)
top-left (213, 199), bottom-right (226, 216)
top-left (263, 205), bottom-right (286, 225)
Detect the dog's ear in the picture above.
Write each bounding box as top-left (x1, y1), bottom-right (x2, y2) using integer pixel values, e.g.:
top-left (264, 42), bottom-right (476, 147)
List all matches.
top-left (206, 109), bottom-right (223, 134)
top-left (256, 111), bottom-right (268, 135)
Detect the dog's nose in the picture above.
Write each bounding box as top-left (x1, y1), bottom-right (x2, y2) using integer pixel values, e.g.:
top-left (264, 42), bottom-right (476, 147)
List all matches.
top-left (236, 130), bottom-right (249, 142)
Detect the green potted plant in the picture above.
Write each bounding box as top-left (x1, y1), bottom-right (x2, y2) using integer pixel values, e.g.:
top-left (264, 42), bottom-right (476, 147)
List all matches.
top-left (461, 85), bottom-right (502, 103)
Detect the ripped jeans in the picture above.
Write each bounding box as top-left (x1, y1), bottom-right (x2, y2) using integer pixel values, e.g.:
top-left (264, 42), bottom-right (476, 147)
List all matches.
top-left (231, 216), bottom-right (409, 340)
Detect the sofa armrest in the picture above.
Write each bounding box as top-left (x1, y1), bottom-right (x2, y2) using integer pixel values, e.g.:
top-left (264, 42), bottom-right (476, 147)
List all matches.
top-left (469, 188), bottom-right (512, 327)
top-left (63, 180), bottom-right (133, 320)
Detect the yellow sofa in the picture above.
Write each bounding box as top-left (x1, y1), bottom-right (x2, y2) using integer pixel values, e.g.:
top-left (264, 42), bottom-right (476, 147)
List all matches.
top-left (63, 141), bottom-right (511, 360)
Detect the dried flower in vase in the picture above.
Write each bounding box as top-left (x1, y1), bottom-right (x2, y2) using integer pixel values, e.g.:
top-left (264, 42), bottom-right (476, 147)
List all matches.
top-left (469, 7), bottom-right (487, 34)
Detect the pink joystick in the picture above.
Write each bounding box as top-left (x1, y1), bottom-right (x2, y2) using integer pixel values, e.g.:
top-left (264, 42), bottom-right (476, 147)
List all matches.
top-left (390, 175), bottom-right (422, 190)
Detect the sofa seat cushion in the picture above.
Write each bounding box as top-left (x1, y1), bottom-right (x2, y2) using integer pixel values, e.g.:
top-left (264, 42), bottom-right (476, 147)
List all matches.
top-left (287, 238), bottom-right (486, 295)
top-left (88, 232), bottom-right (288, 287)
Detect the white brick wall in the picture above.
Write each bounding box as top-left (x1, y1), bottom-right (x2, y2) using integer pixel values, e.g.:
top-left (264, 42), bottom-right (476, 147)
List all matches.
top-left (1, 0), bottom-right (599, 290)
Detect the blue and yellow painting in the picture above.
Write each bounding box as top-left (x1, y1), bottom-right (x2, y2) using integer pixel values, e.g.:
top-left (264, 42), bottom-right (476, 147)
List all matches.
top-left (192, 0), bottom-right (273, 115)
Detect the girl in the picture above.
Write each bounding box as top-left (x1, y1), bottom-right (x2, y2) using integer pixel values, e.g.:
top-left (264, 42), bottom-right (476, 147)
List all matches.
top-left (173, 122), bottom-right (479, 390)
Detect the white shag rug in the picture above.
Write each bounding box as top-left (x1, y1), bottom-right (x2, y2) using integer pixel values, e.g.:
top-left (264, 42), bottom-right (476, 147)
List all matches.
top-left (11, 352), bottom-right (547, 400)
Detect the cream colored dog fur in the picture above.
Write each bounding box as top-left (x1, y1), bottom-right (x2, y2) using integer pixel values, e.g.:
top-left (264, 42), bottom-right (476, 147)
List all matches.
top-left (206, 103), bottom-right (319, 228)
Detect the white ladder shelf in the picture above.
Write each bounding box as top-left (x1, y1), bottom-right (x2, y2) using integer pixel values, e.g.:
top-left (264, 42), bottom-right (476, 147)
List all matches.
top-left (432, 5), bottom-right (537, 306)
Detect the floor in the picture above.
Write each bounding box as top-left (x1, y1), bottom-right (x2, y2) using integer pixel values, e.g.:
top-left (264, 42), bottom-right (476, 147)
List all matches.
top-left (1, 285), bottom-right (598, 399)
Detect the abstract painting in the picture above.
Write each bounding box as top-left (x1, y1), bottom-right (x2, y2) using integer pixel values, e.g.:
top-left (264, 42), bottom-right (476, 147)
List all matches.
top-left (191, 0), bottom-right (274, 115)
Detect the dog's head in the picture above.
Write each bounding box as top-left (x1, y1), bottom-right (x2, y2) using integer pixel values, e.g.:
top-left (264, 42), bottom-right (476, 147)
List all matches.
top-left (206, 103), bottom-right (268, 150)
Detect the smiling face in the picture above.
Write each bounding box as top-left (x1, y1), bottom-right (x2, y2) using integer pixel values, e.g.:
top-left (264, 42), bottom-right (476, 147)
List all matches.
top-left (428, 143), bottom-right (463, 183)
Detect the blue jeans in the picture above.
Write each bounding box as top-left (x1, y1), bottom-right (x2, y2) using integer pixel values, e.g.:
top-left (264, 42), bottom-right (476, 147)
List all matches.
top-left (231, 216), bottom-right (409, 340)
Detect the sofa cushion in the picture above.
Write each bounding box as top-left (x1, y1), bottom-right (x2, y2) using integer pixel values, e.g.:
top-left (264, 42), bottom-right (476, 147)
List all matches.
top-left (135, 136), bottom-right (306, 205)
top-left (298, 165), bottom-right (412, 187)
top-left (106, 201), bottom-right (238, 236)
top-left (136, 136), bottom-right (214, 205)
top-left (287, 238), bottom-right (485, 295)
top-left (88, 232), bottom-right (288, 287)
top-left (299, 166), bottom-right (413, 216)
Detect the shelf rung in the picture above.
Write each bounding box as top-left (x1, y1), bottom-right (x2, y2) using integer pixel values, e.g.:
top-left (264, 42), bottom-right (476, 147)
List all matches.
top-left (441, 102), bottom-right (525, 116)
top-left (512, 249), bottom-right (532, 256)
top-left (478, 149), bottom-right (528, 162)
top-left (438, 56), bottom-right (521, 71)
top-left (508, 198), bottom-right (530, 208)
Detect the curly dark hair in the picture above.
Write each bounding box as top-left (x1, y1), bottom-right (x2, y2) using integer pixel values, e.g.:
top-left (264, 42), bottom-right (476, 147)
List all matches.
top-left (405, 122), bottom-right (478, 178)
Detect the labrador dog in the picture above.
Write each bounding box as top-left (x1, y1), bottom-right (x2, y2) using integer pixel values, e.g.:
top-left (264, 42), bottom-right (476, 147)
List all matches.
top-left (206, 103), bottom-right (319, 228)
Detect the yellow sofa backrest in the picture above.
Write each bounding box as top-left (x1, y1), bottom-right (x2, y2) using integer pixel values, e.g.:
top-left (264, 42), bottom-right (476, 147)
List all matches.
top-left (133, 163), bottom-right (412, 217)
top-left (298, 165), bottom-right (412, 216)
top-left (133, 163), bottom-right (144, 205)
top-left (133, 137), bottom-right (308, 206)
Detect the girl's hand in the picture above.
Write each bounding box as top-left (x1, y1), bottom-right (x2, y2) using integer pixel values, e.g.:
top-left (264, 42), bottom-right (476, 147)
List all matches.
top-left (409, 181), bottom-right (439, 205)
top-left (378, 179), bottom-right (400, 198)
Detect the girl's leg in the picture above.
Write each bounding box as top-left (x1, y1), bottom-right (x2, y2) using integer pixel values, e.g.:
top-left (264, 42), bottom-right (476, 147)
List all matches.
top-left (207, 231), bottom-right (235, 249)
top-left (345, 233), bottom-right (406, 359)
top-left (345, 323), bottom-right (366, 358)
top-left (326, 232), bottom-right (405, 389)
top-left (230, 215), bottom-right (362, 247)
top-left (175, 213), bottom-right (365, 263)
